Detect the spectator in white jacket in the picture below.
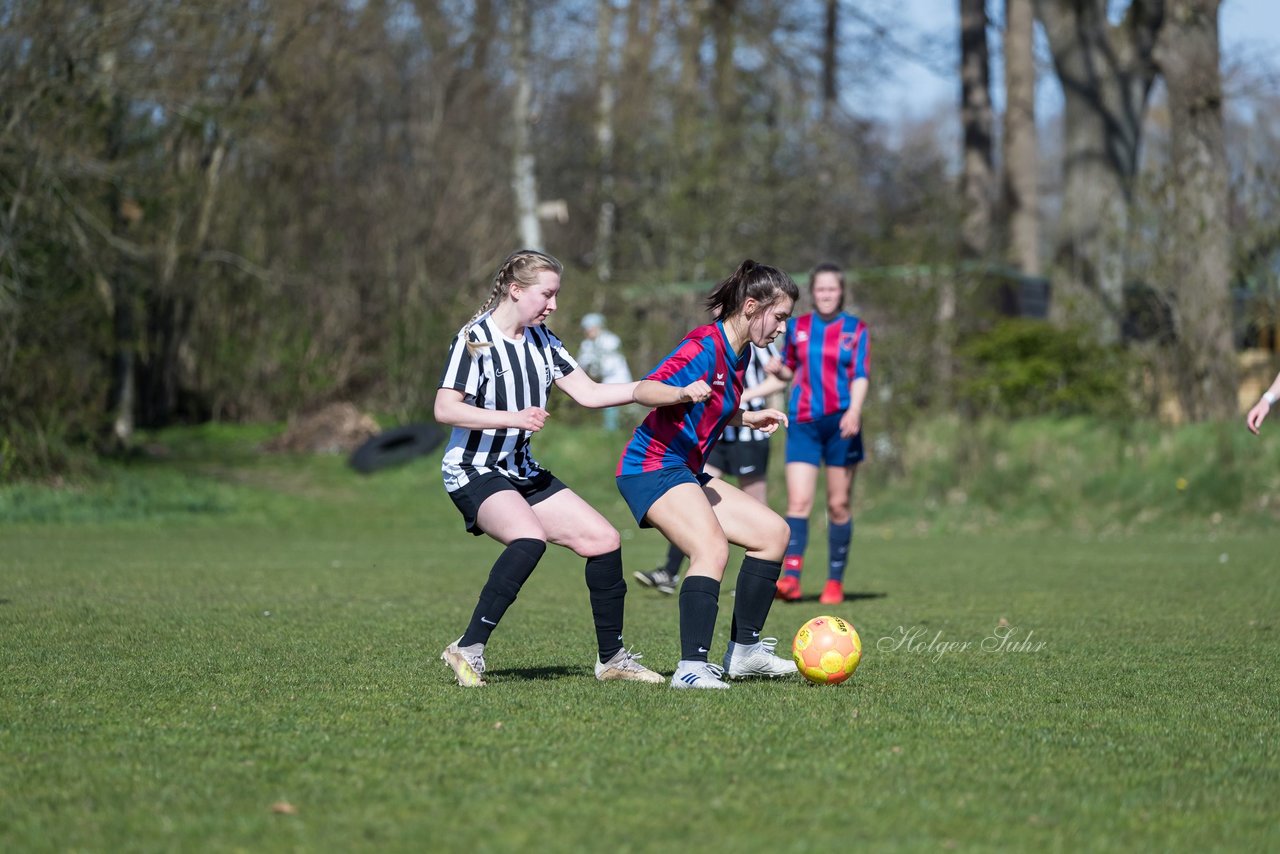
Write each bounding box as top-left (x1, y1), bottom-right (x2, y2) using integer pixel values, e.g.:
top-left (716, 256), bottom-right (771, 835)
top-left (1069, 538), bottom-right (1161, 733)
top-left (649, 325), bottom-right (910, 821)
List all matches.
top-left (577, 313), bottom-right (633, 431)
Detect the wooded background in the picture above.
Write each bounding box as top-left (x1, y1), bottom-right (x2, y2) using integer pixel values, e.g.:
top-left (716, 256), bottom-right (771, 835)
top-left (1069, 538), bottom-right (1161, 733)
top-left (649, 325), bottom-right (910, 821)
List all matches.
top-left (3, 0), bottom-right (1279, 477)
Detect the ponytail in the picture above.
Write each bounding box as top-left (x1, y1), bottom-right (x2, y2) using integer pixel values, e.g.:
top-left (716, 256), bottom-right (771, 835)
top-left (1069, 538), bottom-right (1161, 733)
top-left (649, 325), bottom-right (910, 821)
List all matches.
top-left (705, 259), bottom-right (799, 321)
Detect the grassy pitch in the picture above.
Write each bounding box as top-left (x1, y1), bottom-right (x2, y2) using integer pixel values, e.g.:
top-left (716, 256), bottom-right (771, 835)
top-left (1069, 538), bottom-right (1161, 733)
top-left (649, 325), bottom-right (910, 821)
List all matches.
top-left (2, 425), bottom-right (1278, 851)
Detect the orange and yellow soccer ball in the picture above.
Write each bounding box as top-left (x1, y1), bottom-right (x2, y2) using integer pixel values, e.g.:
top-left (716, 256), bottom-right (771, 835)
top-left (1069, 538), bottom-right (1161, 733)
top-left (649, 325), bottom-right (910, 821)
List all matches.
top-left (793, 616), bottom-right (862, 685)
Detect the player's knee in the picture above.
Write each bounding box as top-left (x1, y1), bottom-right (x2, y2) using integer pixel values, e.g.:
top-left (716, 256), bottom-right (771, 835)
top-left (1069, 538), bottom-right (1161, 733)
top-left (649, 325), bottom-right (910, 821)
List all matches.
top-left (828, 502), bottom-right (851, 524)
top-left (767, 514), bottom-right (791, 553)
top-left (689, 538), bottom-right (730, 573)
top-left (571, 524), bottom-right (620, 558)
top-left (787, 502), bottom-right (813, 518)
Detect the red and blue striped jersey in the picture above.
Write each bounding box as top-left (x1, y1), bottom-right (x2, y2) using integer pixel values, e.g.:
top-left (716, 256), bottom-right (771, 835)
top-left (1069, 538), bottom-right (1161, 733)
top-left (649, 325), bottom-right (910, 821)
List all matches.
top-left (616, 322), bottom-right (749, 475)
top-left (780, 312), bottom-right (871, 423)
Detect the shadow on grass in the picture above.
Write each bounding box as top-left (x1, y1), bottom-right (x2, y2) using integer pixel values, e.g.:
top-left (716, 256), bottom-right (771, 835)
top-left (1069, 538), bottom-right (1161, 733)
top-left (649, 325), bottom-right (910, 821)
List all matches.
top-left (495, 664), bottom-right (584, 682)
top-left (781, 591), bottom-right (888, 604)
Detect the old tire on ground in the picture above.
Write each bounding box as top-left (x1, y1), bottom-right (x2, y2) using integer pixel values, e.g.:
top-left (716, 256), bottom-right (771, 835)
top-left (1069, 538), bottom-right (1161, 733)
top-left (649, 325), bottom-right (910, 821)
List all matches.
top-left (349, 423), bottom-right (445, 474)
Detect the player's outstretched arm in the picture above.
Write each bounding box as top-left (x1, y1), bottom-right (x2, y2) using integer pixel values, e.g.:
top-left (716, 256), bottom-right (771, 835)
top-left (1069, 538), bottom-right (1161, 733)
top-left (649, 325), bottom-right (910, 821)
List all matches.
top-left (553, 369), bottom-right (638, 410)
top-left (634, 379), bottom-right (711, 407)
top-left (434, 388), bottom-right (548, 432)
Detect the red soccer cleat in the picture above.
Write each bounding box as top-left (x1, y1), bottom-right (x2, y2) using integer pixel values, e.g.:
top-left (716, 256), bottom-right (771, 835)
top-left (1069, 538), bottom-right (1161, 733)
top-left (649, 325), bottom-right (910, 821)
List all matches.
top-left (819, 579), bottom-right (845, 605)
top-left (774, 575), bottom-right (802, 601)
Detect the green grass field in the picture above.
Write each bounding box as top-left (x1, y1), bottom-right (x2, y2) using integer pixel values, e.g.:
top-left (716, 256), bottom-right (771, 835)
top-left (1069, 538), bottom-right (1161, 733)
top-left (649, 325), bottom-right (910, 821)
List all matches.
top-left (2, 424), bottom-right (1279, 852)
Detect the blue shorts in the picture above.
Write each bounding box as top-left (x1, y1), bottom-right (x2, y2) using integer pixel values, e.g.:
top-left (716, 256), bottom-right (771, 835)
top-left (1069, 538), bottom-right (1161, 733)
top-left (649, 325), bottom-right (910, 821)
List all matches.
top-left (616, 467), bottom-right (714, 527)
top-left (785, 412), bottom-right (865, 468)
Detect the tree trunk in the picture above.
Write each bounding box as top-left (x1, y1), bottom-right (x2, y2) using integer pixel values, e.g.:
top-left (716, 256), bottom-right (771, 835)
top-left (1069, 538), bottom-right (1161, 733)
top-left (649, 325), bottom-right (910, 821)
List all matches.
top-left (1003, 0), bottom-right (1040, 277)
top-left (1035, 0), bottom-right (1164, 343)
top-left (960, 0), bottom-right (995, 260)
top-left (1156, 0), bottom-right (1237, 420)
top-left (594, 0), bottom-right (616, 284)
top-left (140, 134), bottom-right (229, 427)
top-left (950, 0), bottom-right (995, 405)
top-left (708, 0), bottom-right (738, 272)
top-left (510, 0), bottom-right (543, 250)
top-left (668, 0), bottom-right (706, 278)
top-left (102, 87), bottom-right (137, 448)
top-left (822, 0), bottom-right (838, 125)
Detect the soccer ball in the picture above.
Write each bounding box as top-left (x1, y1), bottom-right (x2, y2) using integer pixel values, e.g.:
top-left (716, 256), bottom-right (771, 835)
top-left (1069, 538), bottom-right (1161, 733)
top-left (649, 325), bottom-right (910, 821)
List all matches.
top-left (793, 615), bottom-right (862, 685)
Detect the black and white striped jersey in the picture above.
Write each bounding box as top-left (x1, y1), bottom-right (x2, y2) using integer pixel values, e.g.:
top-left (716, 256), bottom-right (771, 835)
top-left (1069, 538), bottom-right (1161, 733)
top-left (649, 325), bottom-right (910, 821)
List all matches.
top-left (720, 342), bottom-right (781, 444)
top-left (438, 312), bottom-right (579, 492)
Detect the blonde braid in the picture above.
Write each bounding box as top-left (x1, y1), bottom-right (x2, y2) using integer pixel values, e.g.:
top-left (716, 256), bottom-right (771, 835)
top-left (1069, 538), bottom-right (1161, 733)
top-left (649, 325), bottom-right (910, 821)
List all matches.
top-left (461, 249), bottom-right (564, 356)
top-left (461, 268), bottom-right (509, 356)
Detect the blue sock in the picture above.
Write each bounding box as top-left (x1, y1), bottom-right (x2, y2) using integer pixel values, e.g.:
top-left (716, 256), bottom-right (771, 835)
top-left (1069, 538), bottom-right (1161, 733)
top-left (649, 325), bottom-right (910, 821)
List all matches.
top-left (784, 516), bottom-right (808, 578)
top-left (828, 520), bottom-right (852, 582)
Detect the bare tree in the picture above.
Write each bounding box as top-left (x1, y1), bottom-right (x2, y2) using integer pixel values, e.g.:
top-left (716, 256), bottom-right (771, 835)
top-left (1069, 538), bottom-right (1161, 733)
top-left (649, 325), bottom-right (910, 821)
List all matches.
top-left (1155, 0), bottom-right (1236, 419)
top-left (822, 0), bottom-right (839, 124)
top-left (1034, 0), bottom-right (1164, 342)
top-left (594, 0), bottom-right (617, 284)
top-left (945, 0), bottom-right (997, 403)
top-left (511, 0), bottom-right (544, 250)
top-left (1003, 0), bottom-right (1040, 277)
top-left (961, 0), bottom-right (995, 259)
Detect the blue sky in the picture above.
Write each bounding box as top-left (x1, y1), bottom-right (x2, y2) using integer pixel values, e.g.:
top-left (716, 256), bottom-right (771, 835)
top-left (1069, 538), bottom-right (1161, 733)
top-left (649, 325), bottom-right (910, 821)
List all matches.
top-left (866, 0), bottom-right (1280, 122)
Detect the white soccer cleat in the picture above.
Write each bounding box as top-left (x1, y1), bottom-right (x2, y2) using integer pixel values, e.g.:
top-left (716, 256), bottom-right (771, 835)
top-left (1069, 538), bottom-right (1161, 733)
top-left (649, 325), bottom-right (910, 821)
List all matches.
top-left (670, 660), bottom-right (731, 690)
top-left (441, 639), bottom-right (487, 687)
top-left (723, 638), bottom-right (798, 679)
top-left (633, 568), bottom-right (678, 595)
top-left (595, 647), bottom-right (664, 683)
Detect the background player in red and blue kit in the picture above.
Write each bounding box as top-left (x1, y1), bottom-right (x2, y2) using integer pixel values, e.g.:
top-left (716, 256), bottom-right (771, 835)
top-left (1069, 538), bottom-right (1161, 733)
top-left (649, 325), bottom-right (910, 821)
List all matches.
top-left (616, 260), bottom-right (800, 690)
top-left (766, 263), bottom-right (871, 604)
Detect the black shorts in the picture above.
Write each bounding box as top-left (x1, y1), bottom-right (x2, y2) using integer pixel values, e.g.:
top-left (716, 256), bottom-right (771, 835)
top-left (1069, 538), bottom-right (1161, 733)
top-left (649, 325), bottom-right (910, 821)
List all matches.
top-left (446, 469), bottom-right (568, 536)
top-left (705, 438), bottom-right (770, 479)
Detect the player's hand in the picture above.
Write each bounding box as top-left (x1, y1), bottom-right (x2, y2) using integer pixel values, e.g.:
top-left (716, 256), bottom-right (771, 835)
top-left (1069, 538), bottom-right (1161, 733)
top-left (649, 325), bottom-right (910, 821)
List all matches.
top-left (512, 406), bottom-right (550, 432)
top-left (680, 381), bottom-right (712, 404)
top-left (764, 357), bottom-right (786, 377)
top-left (744, 408), bottom-right (788, 434)
top-left (839, 407), bottom-right (861, 439)
top-left (1247, 400), bottom-right (1270, 435)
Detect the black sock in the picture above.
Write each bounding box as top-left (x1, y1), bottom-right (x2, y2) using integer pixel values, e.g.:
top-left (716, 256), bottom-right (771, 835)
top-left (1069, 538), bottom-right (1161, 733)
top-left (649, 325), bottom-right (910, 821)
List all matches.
top-left (662, 542), bottom-right (685, 576)
top-left (731, 556), bottom-right (782, 645)
top-left (585, 547), bottom-right (626, 662)
top-left (679, 575), bottom-right (721, 662)
top-left (459, 538), bottom-right (546, 647)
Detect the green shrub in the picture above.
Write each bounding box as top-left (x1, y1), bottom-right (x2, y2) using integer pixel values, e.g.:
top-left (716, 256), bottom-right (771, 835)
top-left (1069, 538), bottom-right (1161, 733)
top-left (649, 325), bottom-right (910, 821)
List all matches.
top-left (957, 319), bottom-right (1136, 418)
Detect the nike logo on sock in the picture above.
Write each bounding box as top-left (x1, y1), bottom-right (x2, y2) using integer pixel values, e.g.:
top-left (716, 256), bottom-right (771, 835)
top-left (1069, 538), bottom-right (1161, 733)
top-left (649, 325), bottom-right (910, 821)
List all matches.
top-left (480, 616), bottom-right (497, 626)
top-left (751, 631), bottom-right (760, 638)
top-left (698, 646), bottom-right (708, 653)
